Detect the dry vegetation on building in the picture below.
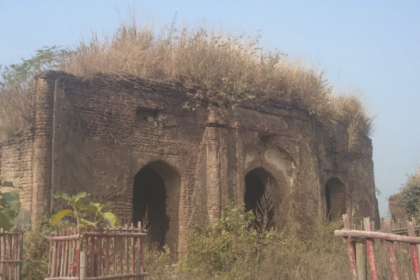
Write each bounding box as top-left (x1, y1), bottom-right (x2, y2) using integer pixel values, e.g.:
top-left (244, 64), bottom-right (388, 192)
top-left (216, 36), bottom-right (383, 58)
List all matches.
top-left (1, 19), bottom-right (372, 148)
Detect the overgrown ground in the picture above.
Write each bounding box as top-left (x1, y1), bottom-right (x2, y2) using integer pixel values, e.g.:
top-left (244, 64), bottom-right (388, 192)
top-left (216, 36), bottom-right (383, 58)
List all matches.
top-left (22, 204), bottom-right (351, 280)
top-left (145, 205), bottom-right (352, 280)
top-left (0, 18), bottom-right (373, 149)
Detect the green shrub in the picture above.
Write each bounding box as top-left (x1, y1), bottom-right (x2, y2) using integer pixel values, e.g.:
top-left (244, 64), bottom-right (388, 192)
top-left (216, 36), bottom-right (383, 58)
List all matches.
top-left (22, 218), bottom-right (56, 280)
top-left (183, 203), bottom-right (273, 277)
top-left (178, 204), bottom-right (349, 280)
top-left (138, 203), bottom-right (351, 280)
top-left (401, 168), bottom-right (420, 219)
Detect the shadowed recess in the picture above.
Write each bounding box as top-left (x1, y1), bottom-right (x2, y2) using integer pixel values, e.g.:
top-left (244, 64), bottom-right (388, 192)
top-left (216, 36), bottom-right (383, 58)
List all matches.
top-left (132, 161), bottom-right (181, 252)
top-left (326, 177), bottom-right (346, 221)
top-left (244, 168), bottom-right (276, 228)
top-left (133, 165), bottom-right (168, 249)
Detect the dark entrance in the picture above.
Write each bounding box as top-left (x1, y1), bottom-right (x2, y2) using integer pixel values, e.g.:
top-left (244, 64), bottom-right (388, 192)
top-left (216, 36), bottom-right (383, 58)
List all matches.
top-left (244, 168), bottom-right (275, 229)
top-left (133, 165), bottom-right (169, 249)
top-left (325, 177), bottom-right (346, 221)
top-left (245, 170), bottom-right (265, 213)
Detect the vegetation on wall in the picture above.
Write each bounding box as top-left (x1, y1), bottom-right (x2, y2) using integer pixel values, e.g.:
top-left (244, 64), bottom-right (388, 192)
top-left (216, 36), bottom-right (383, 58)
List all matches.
top-left (61, 19), bottom-right (373, 143)
top-left (0, 17), bottom-right (373, 148)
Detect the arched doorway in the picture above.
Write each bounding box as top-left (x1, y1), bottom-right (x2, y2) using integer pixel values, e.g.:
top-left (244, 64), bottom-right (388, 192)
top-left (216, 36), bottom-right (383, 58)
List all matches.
top-left (325, 178), bottom-right (346, 221)
top-left (132, 161), bottom-right (180, 251)
top-left (244, 168), bottom-right (276, 229)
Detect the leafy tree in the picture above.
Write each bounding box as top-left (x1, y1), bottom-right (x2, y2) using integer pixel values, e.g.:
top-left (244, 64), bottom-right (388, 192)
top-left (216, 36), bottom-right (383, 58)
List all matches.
top-left (0, 46), bottom-right (69, 140)
top-left (0, 177), bottom-right (21, 230)
top-left (0, 46), bottom-right (67, 88)
top-left (50, 191), bottom-right (120, 229)
top-left (401, 169), bottom-right (420, 219)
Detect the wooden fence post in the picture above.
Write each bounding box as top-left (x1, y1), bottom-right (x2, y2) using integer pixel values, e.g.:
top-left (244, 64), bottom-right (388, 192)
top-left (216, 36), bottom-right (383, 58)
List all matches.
top-left (343, 214), bottom-right (358, 280)
top-left (407, 221), bottom-right (420, 280)
top-left (356, 239), bottom-right (367, 280)
top-left (45, 226), bottom-right (148, 280)
top-left (80, 251), bottom-right (85, 280)
top-left (364, 217), bottom-right (378, 280)
top-left (383, 220), bottom-right (399, 280)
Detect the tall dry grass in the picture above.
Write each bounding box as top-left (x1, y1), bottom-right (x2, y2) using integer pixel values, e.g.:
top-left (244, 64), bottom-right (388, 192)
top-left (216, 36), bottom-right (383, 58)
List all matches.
top-left (60, 19), bottom-right (373, 141)
top-left (1, 19), bottom-right (373, 145)
top-left (0, 83), bottom-right (32, 140)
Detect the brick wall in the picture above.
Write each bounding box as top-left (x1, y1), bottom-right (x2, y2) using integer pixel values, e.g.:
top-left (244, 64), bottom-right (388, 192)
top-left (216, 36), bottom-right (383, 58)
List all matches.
top-left (0, 70), bottom-right (379, 251)
top-left (0, 132), bottom-right (34, 212)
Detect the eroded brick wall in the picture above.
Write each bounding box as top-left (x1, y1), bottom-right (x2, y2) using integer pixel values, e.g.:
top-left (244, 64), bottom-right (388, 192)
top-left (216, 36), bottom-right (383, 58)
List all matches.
top-left (1, 71), bottom-right (378, 251)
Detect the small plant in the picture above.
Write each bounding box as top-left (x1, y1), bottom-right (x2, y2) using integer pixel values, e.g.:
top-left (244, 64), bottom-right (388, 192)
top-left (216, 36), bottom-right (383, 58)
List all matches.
top-left (254, 189), bottom-right (275, 233)
top-left (0, 177), bottom-right (21, 230)
top-left (50, 191), bottom-right (120, 229)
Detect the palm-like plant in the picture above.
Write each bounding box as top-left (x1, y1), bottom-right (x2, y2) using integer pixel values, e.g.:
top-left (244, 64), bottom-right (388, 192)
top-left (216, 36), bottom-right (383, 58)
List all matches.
top-left (50, 191), bottom-right (120, 229)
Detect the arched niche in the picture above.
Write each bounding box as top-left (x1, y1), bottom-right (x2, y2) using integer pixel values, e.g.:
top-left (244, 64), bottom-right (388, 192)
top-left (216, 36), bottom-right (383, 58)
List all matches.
top-left (244, 168), bottom-right (278, 229)
top-left (325, 177), bottom-right (346, 221)
top-left (132, 161), bottom-right (181, 251)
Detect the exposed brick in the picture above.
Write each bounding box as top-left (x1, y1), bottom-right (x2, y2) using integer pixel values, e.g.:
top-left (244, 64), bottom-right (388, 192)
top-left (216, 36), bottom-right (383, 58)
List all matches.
top-left (0, 71), bottom-right (379, 252)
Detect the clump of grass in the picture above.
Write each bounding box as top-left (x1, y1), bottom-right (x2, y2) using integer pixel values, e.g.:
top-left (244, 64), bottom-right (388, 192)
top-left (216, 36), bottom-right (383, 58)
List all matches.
top-left (60, 19), bottom-right (373, 139)
top-left (331, 93), bottom-right (373, 150)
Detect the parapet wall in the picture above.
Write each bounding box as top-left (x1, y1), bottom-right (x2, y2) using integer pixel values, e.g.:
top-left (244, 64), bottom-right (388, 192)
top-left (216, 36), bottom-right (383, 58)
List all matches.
top-left (0, 71), bottom-right (379, 253)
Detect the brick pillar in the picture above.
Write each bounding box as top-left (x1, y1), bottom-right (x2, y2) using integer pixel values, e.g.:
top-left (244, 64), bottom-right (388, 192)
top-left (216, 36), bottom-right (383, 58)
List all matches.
top-left (206, 110), bottom-right (222, 222)
top-left (31, 74), bottom-right (55, 225)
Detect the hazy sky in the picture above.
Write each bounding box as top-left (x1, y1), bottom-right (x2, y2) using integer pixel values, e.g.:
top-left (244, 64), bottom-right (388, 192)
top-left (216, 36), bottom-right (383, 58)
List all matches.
top-left (1, 0), bottom-right (419, 216)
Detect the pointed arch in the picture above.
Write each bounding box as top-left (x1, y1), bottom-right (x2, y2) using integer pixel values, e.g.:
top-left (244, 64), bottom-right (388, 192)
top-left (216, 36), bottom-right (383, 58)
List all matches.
top-left (244, 168), bottom-right (278, 229)
top-left (132, 161), bottom-right (181, 251)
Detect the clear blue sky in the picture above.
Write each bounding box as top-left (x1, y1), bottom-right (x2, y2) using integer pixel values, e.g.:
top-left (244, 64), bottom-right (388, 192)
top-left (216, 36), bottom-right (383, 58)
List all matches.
top-left (1, 0), bottom-right (419, 216)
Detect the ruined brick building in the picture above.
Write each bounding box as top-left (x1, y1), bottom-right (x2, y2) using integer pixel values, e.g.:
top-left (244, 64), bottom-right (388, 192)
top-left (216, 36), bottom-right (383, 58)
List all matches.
top-left (0, 71), bottom-right (379, 253)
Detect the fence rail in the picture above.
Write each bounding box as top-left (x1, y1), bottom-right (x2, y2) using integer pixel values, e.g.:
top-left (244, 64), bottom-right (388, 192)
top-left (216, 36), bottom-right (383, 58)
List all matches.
top-left (46, 224), bottom-right (148, 280)
top-left (0, 229), bottom-right (23, 280)
top-left (335, 214), bottom-right (420, 280)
